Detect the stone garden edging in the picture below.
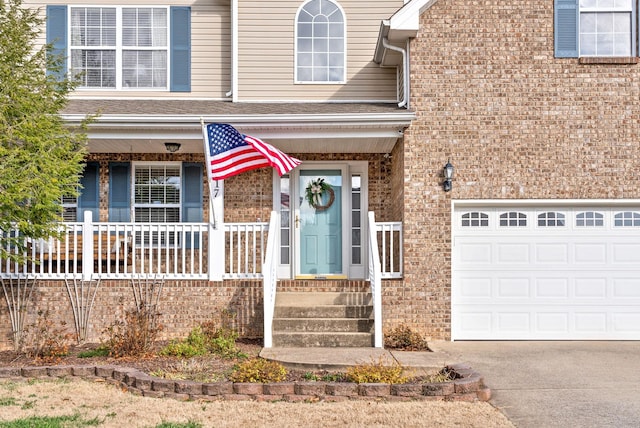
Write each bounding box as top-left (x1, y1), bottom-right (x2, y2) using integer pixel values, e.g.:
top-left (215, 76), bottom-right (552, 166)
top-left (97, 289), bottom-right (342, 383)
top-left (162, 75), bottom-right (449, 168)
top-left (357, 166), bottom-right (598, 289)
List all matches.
top-left (0, 363), bottom-right (491, 403)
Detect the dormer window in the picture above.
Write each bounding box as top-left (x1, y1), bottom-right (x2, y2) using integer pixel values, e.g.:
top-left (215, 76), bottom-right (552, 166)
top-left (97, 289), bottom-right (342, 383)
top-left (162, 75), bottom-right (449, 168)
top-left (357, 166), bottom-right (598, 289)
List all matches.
top-left (295, 0), bottom-right (346, 83)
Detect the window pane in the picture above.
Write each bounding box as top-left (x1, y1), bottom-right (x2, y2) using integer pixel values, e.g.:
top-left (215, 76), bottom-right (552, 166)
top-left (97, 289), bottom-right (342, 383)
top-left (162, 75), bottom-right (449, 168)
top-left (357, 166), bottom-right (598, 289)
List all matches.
top-left (298, 53), bottom-right (312, 67)
top-left (315, 20), bottom-right (329, 37)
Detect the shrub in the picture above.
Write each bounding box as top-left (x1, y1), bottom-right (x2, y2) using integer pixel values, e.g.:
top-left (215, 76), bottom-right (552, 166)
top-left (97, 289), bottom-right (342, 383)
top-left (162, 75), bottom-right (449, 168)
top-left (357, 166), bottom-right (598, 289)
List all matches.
top-left (77, 346), bottom-right (110, 358)
top-left (103, 306), bottom-right (163, 358)
top-left (160, 327), bottom-right (209, 358)
top-left (345, 357), bottom-right (408, 384)
top-left (22, 310), bottom-right (73, 362)
top-left (160, 320), bottom-right (246, 359)
top-left (229, 358), bottom-right (287, 383)
top-left (384, 324), bottom-right (431, 351)
top-left (201, 310), bottom-right (244, 359)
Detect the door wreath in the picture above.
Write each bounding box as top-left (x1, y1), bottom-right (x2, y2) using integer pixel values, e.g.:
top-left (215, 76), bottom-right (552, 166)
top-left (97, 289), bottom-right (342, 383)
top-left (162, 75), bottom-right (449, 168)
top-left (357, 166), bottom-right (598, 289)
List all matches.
top-left (305, 178), bottom-right (335, 211)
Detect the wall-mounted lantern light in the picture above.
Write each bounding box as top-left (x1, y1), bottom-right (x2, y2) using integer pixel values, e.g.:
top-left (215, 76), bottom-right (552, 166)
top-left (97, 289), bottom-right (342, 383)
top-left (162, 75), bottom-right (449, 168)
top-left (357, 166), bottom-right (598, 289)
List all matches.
top-left (443, 160), bottom-right (454, 192)
top-left (164, 142), bottom-right (181, 153)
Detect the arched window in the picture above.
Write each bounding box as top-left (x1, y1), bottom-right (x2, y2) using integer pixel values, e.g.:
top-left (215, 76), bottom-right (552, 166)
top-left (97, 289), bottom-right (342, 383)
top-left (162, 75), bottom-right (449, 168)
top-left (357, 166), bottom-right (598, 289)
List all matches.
top-left (295, 0), bottom-right (345, 83)
top-left (576, 211), bottom-right (604, 227)
top-left (461, 212), bottom-right (489, 227)
top-left (614, 211), bottom-right (640, 227)
top-left (538, 212), bottom-right (566, 227)
top-left (499, 212), bottom-right (527, 227)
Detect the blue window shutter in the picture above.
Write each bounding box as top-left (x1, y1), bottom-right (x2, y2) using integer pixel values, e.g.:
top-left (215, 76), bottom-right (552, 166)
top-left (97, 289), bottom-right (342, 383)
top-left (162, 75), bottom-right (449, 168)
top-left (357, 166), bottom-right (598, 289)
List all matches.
top-left (46, 5), bottom-right (68, 79)
top-left (170, 6), bottom-right (191, 92)
top-left (109, 163), bottom-right (131, 222)
top-left (182, 162), bottom-right (203, 249)
top-left (182, 163), bottom-right (203, 222)
top-left (554, 0), bottom-right (579, 58)
top-left (78, 162), bottom-right (99, 222)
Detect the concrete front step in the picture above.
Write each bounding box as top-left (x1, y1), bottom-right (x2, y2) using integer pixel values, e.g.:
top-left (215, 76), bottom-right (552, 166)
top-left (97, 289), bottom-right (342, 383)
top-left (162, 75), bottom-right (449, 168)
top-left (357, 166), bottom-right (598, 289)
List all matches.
top-left (272, 318), bottom-right (374, 333)
top-left (274, 305), bottom-right (372, 319)
top-left (272, 332), bottom-right (374, 347)
top-left (275, 292), bottom-right (372, 306)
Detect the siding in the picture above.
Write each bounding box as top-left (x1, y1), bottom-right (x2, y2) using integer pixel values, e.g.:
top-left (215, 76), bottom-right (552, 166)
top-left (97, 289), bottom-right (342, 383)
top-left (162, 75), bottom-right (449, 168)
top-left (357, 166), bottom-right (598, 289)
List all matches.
top-left (237, 0), bottom-right (401, 101)
top-left (28, 0), bottom-right (231, 99)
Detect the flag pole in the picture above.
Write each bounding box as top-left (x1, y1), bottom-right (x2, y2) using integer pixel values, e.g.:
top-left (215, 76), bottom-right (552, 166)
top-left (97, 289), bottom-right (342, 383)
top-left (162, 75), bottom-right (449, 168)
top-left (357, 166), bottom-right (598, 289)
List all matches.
top-left (201, 118), bottom-right (218, 230)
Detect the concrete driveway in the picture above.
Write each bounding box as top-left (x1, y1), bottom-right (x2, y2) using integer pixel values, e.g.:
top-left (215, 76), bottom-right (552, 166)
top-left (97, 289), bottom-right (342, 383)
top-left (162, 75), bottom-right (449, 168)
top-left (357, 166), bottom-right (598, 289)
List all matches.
top-left (430, 341), bottom-right (640, 427)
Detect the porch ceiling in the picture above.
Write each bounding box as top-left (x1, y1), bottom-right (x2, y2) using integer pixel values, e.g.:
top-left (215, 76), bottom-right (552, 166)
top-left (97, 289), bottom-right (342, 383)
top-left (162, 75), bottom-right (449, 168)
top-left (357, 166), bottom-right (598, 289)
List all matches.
top-left (62, 100), bottom-right (415, 154)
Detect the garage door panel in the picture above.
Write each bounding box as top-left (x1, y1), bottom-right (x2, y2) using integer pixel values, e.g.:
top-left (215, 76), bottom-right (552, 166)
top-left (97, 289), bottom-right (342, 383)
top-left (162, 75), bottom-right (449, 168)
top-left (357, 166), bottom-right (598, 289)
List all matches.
top-left (613, 244), bottom-right (640, 262)
top-left (535, 243), bottom-right (569, 263)
top-left (458, 243), bottom-right (492, 264)
top-left (459, 277), bottom-right (492, 298)
top-left (536, 313), bottom-right (569, 332)
top-left (497, 312), bottom-right (530, 332)
top-left (574, 243), bottom-right (607, 264)
top-left (612, 278), bottom-right (640, 298)
top-left (613, 313), bottom-right (640, 332)
top-left (453, 205), bottom-right (640, 340)
top-left (497, 243), bottom-right (530, 263)
top-left (575, 313), bottom-right (607, 332)
top-left (574, 278), bottom-right (607, 298)
top-left (498, 278), bottom-right (530, 298)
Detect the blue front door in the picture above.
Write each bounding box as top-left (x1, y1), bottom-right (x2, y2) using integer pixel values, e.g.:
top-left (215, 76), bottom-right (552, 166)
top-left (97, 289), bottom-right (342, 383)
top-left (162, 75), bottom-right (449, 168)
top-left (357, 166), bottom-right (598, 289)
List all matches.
top-left (298, 170), bottom-right (343, 276)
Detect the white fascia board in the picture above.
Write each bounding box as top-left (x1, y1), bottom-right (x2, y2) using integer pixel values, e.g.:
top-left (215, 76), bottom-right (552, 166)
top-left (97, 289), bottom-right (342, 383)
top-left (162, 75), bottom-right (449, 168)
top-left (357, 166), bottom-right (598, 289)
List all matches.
top-left (374, 0), bottom-right (436, 63)
top-left (388, 0), bottom-right (437, 32)
top-left (61, 112), bottom-right (415, 141)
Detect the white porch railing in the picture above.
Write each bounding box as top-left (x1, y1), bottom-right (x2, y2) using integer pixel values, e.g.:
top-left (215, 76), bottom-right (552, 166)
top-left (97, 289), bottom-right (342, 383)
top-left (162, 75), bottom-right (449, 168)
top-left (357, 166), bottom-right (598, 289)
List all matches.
top-left (262, 211), bottom-right (279, 348)
top-left (224, 222), bottom-right (269, 279)
top-left (375, 221), bottom-right (403, 279)
top-left (368, 212), bottom-right (384, 348)
top-left (0, 212), bottom-right (401, 290)
top-left (0, 213), bottom-right (269, 281)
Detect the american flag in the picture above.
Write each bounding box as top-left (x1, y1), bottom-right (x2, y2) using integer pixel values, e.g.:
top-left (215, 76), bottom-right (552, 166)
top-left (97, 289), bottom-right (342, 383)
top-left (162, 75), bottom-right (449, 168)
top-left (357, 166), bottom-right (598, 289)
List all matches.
top-left (203, 123), bottom-right (301, 180)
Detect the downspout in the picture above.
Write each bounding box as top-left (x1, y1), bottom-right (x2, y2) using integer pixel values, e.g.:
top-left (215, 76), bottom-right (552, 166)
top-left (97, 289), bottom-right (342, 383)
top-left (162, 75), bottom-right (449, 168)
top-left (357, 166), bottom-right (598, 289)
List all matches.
top-left (382, 37), bottom-right (409, 108)
top-left (226, 0), bottom-right (238, 101)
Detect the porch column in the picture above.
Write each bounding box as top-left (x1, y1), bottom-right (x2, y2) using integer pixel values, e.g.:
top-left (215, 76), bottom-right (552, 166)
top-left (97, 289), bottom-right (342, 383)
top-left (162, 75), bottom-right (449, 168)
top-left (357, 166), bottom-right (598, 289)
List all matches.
top-left (82, 210), bottom-right (94, 282)
top-left (208, 180), bottom-right (225, 281)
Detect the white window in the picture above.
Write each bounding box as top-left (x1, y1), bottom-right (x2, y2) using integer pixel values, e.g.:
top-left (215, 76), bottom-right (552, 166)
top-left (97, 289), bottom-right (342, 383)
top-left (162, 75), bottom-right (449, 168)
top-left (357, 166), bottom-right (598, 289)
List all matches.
top-left (70, 7), bottom-right (168, 89)
top-left (499, 212), bottom-right (527, 227)
top-left (614, 211), bottom-right (640, 226)
top-left (538, 212), bottom-right (566, 227)
top-left (62, 194), bottom-right (77, 222)
top-left (295, 0), bottom-right (346, 83)
top-left (351, 174), bottom-right (362, 265)
top-left (461, 212), bottom-right (489, 227)
top-left (579, 0), bottom-right (634, 56)
top-left (133, 164), bottom-right (180, 223)
top-left (576, 211), bottom-right (604, 227)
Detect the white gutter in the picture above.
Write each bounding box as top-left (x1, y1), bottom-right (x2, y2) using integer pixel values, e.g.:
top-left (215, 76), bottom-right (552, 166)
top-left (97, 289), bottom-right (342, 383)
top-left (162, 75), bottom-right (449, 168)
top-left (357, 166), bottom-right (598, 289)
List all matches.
top-left (226, 0), bottom-right (238, 100)
top-left (382, 37), bottom-right (409, 109)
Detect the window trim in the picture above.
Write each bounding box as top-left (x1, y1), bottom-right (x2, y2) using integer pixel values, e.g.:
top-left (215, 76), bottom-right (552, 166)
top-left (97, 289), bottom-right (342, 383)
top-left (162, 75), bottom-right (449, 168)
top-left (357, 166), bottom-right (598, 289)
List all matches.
top-left (68, 5), bottom-right (170, 91)
top-left (294, 0), bottom-right (347, 84)
top-left (132, 162), bottom-right (182, 223)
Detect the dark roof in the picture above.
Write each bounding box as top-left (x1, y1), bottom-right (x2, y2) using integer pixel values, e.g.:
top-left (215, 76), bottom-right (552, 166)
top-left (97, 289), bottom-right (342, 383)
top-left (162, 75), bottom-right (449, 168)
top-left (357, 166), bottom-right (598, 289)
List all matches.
top-left (62, 99), bottom-right (410, 116)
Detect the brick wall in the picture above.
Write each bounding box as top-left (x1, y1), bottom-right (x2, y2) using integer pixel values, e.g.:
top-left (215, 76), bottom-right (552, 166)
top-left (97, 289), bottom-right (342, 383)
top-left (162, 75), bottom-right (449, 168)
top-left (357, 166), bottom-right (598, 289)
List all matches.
top-left (401, 0), bottom-right (640, 339)
top-left (0, 279), bottom-right (264, 351)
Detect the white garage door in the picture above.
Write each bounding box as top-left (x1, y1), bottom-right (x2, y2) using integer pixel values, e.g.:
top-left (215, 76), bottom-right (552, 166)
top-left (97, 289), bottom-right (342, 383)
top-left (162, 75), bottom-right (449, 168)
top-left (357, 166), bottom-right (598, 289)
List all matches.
top-left (452, 204), bottom-right (640, 340)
